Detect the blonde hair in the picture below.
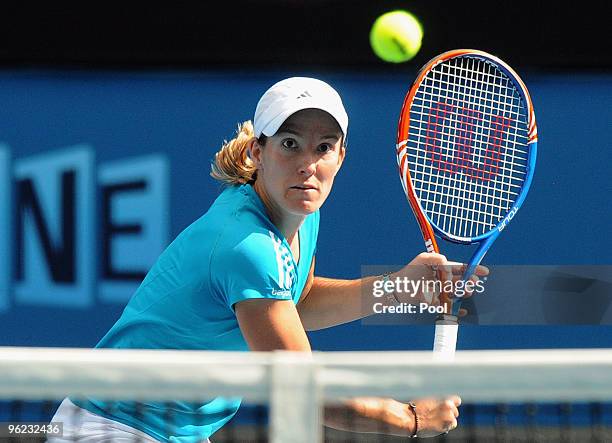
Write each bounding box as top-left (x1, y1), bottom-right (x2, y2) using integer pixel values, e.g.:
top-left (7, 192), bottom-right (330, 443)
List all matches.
top-left (210, 120), bottom-right (259, 185)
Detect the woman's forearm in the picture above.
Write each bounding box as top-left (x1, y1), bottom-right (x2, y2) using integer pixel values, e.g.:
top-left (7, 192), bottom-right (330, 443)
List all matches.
top-left (297, 275), bottom-right (380, 330)
top-left (324, 398), bottom-right (414, 436)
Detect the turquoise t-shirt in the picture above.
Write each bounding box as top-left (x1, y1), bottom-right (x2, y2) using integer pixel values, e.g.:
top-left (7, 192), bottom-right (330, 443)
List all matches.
top-left (73, 184), bottom-right (319, 442)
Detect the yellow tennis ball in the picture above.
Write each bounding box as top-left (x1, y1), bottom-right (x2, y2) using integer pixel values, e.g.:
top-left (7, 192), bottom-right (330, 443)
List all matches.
top-left (370, 10), bottom-right (423, 63)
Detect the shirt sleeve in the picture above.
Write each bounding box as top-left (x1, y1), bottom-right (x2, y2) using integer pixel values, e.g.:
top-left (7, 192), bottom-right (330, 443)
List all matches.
top-left (211, 230), bottom-right (297, 310)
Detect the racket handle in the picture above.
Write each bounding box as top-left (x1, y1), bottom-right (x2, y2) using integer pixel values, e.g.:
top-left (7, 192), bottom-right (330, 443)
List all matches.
top-left (433, 315), bottom-right (458, 360)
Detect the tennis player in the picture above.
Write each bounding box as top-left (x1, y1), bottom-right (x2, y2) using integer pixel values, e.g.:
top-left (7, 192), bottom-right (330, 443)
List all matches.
top-left (49, 77), bottom-right (483, 442)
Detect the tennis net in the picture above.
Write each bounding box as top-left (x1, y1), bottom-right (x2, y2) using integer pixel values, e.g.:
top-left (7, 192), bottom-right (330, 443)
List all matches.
top-left (1, 347), bottom-right (612, 442)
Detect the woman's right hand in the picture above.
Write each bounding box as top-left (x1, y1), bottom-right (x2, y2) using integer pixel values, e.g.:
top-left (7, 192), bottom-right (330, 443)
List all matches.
top-left (411, 395), bottom-right (461, 438)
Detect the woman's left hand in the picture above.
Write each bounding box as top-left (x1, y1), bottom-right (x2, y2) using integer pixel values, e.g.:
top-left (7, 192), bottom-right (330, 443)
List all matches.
top-left (389, 252), bottom-right (489, 313)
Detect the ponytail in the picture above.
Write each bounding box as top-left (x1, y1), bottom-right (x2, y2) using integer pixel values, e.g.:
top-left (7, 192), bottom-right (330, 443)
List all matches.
top-left (210, 121), bottom-right (258, 185)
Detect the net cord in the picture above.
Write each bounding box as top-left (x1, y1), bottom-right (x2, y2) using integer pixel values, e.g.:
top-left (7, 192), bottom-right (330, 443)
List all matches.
top-left (2, 348), bottom-right (612, 443)
top-left (2, 347), bottom-right (612, 402)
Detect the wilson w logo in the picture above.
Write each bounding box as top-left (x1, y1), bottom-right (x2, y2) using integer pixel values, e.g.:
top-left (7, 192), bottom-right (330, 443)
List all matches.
top-left (425, 101), bottom-right (512, 181)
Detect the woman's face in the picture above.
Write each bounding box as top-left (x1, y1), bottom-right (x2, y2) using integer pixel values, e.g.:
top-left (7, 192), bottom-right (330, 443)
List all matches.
top-left (251, 109), bottom-right (345, 217)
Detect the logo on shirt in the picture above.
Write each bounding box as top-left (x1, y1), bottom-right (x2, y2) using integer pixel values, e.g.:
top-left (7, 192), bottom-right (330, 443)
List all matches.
top-left (268, 231), bottom-right (295, 294)
top-left (271, 288), bottom-right (292, 298)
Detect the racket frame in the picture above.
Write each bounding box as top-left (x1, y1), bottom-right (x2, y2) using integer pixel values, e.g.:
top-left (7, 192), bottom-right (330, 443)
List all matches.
top-left (396, 49), bottom-right (538, 355)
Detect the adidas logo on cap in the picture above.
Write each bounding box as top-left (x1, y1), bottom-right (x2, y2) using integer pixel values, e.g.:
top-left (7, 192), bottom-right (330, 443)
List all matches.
top-left (296, 90), bottom-right (312, 99)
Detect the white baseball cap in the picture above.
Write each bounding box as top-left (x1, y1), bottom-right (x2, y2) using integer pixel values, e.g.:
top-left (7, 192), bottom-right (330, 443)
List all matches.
top-left (253, 77), bottom-right (348, 138)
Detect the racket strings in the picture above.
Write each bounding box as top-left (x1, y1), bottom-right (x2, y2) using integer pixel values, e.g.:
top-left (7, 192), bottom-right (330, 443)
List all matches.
top-left (404, 57), bottom-right (530, 239)
top-left (407, 110), bottom-right (530, 142)
top-left (406, 146), bottom-right (528, 179)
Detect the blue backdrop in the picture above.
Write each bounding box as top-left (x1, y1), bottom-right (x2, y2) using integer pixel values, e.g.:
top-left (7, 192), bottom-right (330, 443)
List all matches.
top-left (0, 69), bottom-right (610, 350)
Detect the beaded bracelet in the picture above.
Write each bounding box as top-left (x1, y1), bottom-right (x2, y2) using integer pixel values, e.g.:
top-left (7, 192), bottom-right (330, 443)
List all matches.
top-left (408, 402), bottom-right (418, 438)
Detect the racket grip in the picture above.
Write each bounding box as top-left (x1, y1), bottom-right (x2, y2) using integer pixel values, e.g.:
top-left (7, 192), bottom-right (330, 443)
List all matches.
top-left (433, 315), bottom-right (458, 360)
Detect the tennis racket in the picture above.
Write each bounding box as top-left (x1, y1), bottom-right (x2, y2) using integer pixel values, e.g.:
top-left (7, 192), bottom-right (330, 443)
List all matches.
top-left (396, 49), bottom-right (538, 358)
